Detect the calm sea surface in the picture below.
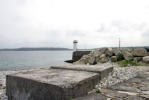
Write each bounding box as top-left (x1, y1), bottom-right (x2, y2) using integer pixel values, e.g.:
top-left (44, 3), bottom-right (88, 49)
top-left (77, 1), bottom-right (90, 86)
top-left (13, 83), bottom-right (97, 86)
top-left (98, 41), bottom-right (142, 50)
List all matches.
top-left (0, 51), bottom-right (73, 71)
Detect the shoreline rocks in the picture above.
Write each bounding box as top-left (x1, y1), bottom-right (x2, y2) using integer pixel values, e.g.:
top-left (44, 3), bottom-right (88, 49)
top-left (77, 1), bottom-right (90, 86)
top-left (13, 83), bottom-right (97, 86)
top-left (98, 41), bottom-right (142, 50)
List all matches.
top-left (143, 56), bottom-right (149, 63)
top-left (122, 50), bottom-right (133, 61)
top-left (132, 48), bottom-right (149, 57)
top-left (74, 48), bottom-right (149, 65)
top-left (111, 56), bottom-right (117, 62)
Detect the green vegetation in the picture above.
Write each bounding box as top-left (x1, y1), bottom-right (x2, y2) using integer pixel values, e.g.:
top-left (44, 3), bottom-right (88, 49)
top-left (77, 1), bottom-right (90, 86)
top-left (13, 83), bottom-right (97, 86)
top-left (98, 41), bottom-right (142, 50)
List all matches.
top-left (117, 53), bottom-right (124, 61)
top-left (137, 62), bottom-right (149, 66)
top-left (117, 60), bottom-right (140, 67)
top-left (96, 88), bottom-right (101, 93)
top-left (118, 60), bottom-right (149, 67)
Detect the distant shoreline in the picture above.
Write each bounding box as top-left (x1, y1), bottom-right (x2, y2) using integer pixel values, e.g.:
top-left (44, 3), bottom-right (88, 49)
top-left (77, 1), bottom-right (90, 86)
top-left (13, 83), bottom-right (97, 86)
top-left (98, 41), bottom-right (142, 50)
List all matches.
top-left (0, 46), bottom-right (149, 51)
top-left (0, 47), bottom-right (72, 51)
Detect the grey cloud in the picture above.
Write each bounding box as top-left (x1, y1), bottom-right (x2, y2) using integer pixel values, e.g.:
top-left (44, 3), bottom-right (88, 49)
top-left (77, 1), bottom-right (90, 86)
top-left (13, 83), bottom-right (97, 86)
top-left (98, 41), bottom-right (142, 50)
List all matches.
top-left (112, 21), bottom-right (147, 32)
top-left (44, 30), bottom-right (60, 37)
top-left (16, 0), bottom-right (27, 6)
top-left (111, 21), bottom-right (129, 32)
top-left (13, 15), bottom-right (25, 22)
top-left (130, 23), bottom-right (147, 31)
top-left (97, 21), bottom-right (148, 34)
top-left (1, 0), bottom-right (149, 49)
top-left (66, 30), bottom-right (86, 37)
top-left (142, 30), bottom-right (149, 37)
top-left (96, 21), bottom-right (129, 33)
top-left (97, 24), bottom-right (105, 32)
top-left (36, 30), bottom-right (65, 46)
top-left (96, 21), bottom-right (125, 33)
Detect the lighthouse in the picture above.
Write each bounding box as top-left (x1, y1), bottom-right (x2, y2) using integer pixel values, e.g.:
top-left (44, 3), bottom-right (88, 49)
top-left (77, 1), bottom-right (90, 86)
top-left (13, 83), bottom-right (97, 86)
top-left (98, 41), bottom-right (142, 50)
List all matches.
top-left (73, 40), bottom-right (78, 51)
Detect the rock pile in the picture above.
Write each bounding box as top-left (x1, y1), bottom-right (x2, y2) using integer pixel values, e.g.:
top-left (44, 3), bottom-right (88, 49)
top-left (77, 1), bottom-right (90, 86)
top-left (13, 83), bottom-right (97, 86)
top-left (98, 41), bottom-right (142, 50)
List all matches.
top-left (74, 48), bottom-right (149, 65)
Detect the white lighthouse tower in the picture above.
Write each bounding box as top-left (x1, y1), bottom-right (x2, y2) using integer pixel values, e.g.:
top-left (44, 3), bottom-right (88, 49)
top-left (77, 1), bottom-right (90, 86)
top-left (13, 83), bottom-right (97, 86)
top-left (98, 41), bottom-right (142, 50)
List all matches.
top-left (73, 40), bottom-right (78, 51)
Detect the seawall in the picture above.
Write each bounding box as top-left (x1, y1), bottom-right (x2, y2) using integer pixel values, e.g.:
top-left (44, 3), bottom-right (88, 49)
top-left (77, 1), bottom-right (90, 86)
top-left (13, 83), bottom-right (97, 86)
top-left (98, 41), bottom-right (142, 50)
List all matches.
top-left (72, 51), bottom-right (91, 62)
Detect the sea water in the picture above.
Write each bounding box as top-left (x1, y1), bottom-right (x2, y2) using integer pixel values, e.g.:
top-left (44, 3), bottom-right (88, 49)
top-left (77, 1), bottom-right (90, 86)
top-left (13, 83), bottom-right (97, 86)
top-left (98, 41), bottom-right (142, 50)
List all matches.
top-left (0, 51), bottom-right (73, 71)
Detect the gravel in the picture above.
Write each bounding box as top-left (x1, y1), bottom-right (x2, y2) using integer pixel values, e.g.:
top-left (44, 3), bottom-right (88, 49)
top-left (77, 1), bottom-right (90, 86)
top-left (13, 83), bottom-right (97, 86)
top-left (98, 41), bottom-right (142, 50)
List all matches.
top-left (96, 65), bottom-right (149, 89)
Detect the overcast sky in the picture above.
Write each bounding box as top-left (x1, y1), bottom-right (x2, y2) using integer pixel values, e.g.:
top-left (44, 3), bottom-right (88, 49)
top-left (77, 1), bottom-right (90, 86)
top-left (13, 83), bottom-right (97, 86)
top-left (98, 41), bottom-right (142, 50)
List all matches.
top-left (0, 0), bottom-right (149, 49)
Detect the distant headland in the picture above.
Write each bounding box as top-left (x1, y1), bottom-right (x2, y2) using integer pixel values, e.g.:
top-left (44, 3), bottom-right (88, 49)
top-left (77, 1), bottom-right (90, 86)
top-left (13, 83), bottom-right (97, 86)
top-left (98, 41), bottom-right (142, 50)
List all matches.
top-left (0, 47), bottom-right (72, 51)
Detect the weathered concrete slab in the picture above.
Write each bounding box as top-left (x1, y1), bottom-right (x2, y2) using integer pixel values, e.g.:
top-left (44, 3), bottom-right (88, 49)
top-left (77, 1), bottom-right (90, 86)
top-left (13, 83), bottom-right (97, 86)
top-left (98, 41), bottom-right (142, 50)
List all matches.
top-left (51, 65), bottom-right (113, 79)
top-left (6, 69), bottom-right (100, 100)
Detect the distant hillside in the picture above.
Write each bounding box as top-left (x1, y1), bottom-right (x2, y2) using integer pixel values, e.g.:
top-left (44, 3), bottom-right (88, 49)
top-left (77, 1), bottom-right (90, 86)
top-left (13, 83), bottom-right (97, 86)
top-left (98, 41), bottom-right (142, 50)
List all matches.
top-left (0, 47), bottom-right (72, 51)
top-left (94, 46), bottom-right (149, 51)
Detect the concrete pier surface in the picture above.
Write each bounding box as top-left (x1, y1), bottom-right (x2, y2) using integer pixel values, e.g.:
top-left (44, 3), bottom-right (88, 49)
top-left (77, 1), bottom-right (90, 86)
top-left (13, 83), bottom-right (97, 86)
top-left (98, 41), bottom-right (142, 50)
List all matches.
top-left (6, 65), bottom-right (113, 100)
top-left (51, 65), bottom-right (113, 79)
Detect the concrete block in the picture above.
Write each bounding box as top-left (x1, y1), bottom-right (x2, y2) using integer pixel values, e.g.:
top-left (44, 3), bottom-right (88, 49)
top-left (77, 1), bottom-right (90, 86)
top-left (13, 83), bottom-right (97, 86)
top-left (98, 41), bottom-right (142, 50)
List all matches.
top-left (6, 69), bottom-right (100, 100)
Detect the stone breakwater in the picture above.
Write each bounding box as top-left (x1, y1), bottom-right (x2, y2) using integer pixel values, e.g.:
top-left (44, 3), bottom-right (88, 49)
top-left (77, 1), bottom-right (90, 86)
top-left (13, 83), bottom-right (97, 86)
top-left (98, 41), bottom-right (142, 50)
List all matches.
top-left (74, 48), bottom-right (149, 65)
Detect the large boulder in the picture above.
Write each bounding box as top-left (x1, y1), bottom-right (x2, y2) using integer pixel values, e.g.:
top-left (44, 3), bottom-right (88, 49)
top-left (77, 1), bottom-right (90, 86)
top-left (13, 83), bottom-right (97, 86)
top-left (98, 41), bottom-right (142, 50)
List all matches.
top-left (99, 48), bottom-right (113, 57)
top-left (74, 50), bottom-right (102, 65)
top-left (134, 57), bottom-right (142, 63)
top-left (88, 50), bottom-right (102, 65)
top-left (113, 49), bottom-right (121, 56)
top-left (98, 54), bottom-right (109, 63)
top-left (111, 56), bottom-right (117, 62)
top-left (89, 50), bottom-right (102, 58)
top-left (122, 50), bottom-right (133, 61)
top-left (88, 56), bottom-right (96, 65)
top-left (99, 48), bottom-right (108, 54)
top-left (143, 56), bottom-right (149, 63)
top-left (105, 48), bottom-right (113, 57)
top-left (74, 55), bottom-right (89, 64)
top-left (132, 48), bottom-right (149, 57)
